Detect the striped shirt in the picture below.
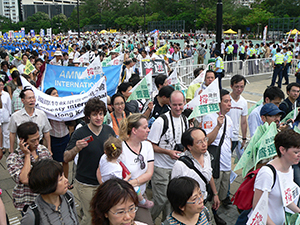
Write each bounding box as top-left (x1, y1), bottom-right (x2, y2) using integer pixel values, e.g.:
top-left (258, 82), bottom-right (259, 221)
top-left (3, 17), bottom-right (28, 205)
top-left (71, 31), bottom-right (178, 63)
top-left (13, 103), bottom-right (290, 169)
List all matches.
top-left (49, 120), bottom-right (69, 138)
top-left (6, 145), bottom-right (52, 211)
top-left (166, 207), bottom-right (210, 225)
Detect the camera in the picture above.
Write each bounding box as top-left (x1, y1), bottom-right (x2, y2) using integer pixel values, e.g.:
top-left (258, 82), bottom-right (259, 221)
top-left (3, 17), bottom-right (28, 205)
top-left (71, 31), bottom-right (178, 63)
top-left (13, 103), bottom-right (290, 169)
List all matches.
top-left (174, 143), bottom-right (184, 152)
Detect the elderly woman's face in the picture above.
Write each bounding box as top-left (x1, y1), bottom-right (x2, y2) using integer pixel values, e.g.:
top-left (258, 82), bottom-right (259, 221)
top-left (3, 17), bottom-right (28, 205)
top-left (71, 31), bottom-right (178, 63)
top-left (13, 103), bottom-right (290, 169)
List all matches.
top-left (106, 199), bottom-right (136, 225)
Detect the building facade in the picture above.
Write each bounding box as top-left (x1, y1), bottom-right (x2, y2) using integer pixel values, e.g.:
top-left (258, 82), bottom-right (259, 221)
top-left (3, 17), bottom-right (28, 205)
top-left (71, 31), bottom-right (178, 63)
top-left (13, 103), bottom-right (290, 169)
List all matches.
top-left (0, 0), bottom-right (19, 23)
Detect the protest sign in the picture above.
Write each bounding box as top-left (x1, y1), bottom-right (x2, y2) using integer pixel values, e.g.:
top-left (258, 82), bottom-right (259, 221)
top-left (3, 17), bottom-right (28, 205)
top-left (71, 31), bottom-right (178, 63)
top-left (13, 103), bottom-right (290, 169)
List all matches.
top-left (156, 44), bottom-right (168, 55)
top-left (190, 63), bottom-right (214, 86)
top-left (185, 79), bottom-right (220, 119)
top-left (24, 60), bottom-right (36, 75)
top-left (111, 44), bottom-right (122, 53)
top-left (102, 55), bottom-right (112, 67)
top-left (246, 190), bottom-right (268, 225)
top-left (107, 54), bottom-right (124, 66)
top-left (41, 64), bottom-right (121, 97)
top-left (234, 123), bottom-right (268, 174)
top-left (76, 52), bottom-right (89, 63)
top-left (140, 59), bottom-right (167, 77)
top-left (78, 56), bottom-right (103, 79)
top-left (68, 46), bottom-right (75, 55)
top-left (281, 107), bottom-right (300, 123)
top-left (127, 76), bottom-right (150, 102)
top-left (166, 68), bottom-right (178, 85)
top-left (21, 76), bottom-right (107, 122)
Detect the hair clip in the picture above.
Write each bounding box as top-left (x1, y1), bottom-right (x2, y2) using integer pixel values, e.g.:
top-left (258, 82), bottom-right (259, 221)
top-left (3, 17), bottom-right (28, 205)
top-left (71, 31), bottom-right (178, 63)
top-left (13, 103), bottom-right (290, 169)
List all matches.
top-left (111, 143), bottom-right (116, 150)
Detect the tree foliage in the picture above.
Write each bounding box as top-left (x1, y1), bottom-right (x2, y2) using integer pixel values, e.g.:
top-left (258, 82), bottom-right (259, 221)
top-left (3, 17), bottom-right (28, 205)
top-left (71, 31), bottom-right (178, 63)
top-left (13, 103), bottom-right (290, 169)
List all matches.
top-left (1, 0), bottom-right (298, 33)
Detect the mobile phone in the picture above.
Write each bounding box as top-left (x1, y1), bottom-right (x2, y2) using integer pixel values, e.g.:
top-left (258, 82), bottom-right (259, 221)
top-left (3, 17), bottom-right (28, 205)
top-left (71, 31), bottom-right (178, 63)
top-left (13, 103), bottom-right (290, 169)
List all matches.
top-left (83, 135), bottom-right (94, 143)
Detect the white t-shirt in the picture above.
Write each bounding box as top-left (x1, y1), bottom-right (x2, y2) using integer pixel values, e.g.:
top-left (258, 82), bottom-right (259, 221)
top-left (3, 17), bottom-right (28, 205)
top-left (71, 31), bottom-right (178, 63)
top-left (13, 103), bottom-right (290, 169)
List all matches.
top-left (200, 113), bottom-right (233, 171)
top-left (0, 91), bottom-right (11, 123)
top-left (148, 111), bottom-right (188, 169)
top-left (227, 95), bottom-right (248, 141)
top-left (171, 150), bottom-right (212, 199)
top-left (253, 165), bottom-right (295, 225)
top-left (99, 154), bottom-right (122, 183)
top-left (119, 141), bottom-right (154, 195)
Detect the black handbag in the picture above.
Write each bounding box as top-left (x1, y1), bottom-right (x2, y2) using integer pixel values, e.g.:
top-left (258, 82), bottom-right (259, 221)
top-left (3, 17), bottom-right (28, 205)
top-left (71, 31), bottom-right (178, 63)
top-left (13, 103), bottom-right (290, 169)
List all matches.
top-left (207, 117), bottom-right (227, 179)
top-left (178, 156), bottom-right (213, 203)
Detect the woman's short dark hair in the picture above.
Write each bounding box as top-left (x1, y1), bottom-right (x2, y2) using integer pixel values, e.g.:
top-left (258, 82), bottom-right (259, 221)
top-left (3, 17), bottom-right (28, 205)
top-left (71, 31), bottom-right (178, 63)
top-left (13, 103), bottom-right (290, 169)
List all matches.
top-left (181, 127), bottom-right (207, 150)
top-left (17, 122), bottom-right (39, 141)
top-left (90, 178), bottom-right (138, 225)
top-left (111, 93), bottom-right (125, 106)
top-left (274, 129), bottom-right (300, 157)
top-left (117, 82), bottom-right (132, 94)
top-left (84, 97), bottom-right (107, 123)
top-left (28, 159), bottom-right (63, 194)
top-left (45, 87), bottom-right (56, 95)
top-left (167, 177), bottom-right (200, 216)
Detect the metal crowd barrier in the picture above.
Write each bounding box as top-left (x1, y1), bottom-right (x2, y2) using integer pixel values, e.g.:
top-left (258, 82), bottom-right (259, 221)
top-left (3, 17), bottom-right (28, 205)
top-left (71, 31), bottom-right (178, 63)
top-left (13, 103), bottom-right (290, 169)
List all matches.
top-left (170, 57), bottom-right (278, 86)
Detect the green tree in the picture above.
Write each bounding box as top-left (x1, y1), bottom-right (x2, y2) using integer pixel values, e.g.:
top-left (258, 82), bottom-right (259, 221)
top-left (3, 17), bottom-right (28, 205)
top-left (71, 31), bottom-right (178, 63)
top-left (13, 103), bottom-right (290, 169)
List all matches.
top-left (23, 12), bottom-right (51, 32)
top-left (196, 8), bottom-right (216, 32)
top-left (242, 8), bottom-right (273, 28)
top-left (51, 14), bottom-right (68, 33)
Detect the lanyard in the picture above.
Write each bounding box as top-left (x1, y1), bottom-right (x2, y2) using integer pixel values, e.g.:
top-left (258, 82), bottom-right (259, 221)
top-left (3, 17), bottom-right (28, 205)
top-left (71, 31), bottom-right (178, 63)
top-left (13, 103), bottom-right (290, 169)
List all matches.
top-left (169, 113), bottom-right (184, 144)
top-left (113, 111), bottom-right (124, 128)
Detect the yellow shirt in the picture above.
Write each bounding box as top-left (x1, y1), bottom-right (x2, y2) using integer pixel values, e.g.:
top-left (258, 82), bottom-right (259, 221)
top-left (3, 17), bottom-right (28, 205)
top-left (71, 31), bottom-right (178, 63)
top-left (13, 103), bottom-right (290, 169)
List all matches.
top-left (186, 83), bottom-right (201, 100)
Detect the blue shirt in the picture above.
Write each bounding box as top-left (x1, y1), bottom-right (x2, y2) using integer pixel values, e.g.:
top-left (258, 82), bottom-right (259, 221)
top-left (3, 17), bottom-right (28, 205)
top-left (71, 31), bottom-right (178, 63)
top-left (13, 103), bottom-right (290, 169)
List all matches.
top-left (248, 103), bottom-right (264, 137)
top-left (215, 57), bottom-right (222, 73)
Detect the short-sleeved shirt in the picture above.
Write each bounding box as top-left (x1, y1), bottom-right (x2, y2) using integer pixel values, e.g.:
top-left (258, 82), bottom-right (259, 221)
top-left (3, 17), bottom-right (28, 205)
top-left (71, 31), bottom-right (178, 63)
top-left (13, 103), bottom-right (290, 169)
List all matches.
top-left (0, 90), bottom-right (11, 123)
top-left (8, 108), bottom-right (52, 140)
top-left (49, 120), bottom-right (69, 138)
top-left (200, 113), bottom-right (233, 171)
top-left (119, 141), bottom-right (154, 194)
top-left (253, 165), bottom-right (294, 225)
top-left (6, 145), bottom-right (52, 211)
top-left (171, 150), bottom-right (212, 199)
top-left (166, 207), bottom-right (211, 225)
top-left (227, 95), bottom-right (248, 141)
top-left (21, 191), bottom-right (79, 225)
top-left (148, 111), bottom-right (188, 169)
top-left (66, 124), bottom-right (115, 185)
top-left (99, 154), bottom-right (122, 183)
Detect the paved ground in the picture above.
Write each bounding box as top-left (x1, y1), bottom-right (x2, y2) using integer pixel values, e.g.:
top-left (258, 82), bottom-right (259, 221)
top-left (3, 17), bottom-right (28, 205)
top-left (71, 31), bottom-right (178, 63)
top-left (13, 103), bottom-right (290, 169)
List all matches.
top-left (1, 73), bottom-right (295, 225)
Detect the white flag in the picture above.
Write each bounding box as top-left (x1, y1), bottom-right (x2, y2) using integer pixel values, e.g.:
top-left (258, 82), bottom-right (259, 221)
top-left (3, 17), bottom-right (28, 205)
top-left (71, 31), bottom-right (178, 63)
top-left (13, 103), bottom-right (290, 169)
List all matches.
top-left (166, 68), bottom-right (178, 85)
top-left (295, 32), bottom-right (298, 44)
top-left (185, 78), bottom-right (220, 110)
top-left (247, 190), bottom-right (268, 225)
top-left (107, 53), bottom-right (124, 66)
top-left (78, 56), bottom-right (103, 79)
top-left (263, 26), bottom-right (268, 45)
top-left (75, 52), bottom-right (89, 64)
top-left (190, 63), bottom-right (214, 86)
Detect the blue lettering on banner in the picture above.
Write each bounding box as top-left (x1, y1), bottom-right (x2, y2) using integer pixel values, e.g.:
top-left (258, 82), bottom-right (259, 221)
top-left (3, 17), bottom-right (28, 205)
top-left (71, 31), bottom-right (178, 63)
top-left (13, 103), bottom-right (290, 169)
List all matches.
top-left (42, 64), bottom-right (121, 97)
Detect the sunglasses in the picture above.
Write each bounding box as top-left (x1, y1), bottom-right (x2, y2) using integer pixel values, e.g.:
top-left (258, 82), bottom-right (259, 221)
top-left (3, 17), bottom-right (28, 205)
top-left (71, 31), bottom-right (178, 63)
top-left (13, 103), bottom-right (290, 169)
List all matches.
top-left (134, 154), bottom-right (145, 170)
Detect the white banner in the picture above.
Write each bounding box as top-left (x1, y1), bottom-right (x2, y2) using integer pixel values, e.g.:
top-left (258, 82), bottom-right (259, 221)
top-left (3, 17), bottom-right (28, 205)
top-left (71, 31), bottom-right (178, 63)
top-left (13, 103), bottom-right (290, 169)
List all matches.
top-left (21, 76), bottom-right (107, 121)
top-left (247, 190), bottom-right (268, 225)
top-left (78, 56), bottom-right (103, 79)
top-left (263, 26), bottom-right (268, 45)
top-left (46, 28), bottom-right (52, 37)
top-left (295, 32), bottom-right (298, 44)
top-left (286, 30), bottom-right (292, 43)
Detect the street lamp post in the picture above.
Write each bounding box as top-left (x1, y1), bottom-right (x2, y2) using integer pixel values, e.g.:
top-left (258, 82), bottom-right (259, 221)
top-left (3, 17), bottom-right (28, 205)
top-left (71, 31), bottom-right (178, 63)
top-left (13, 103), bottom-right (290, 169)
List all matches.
top-left (77, 0), bottom-right (80, 38)
top-left (144, 0), bottom-right (146, 36)
top-left (216, 0), bottom-right (222, 51)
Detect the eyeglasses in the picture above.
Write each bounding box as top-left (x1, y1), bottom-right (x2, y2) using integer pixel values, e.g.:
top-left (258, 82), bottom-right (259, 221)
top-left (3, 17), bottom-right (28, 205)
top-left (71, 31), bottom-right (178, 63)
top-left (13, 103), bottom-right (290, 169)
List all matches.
top-left (109, 206), bottom-right (138, 217)
top-left (134, 154), bottom-right (145, 170)
top-left (186, 195), bottom-right (203, 205)
top-left (114, 102), bottom-right (125, 106)
top-left (195, 137), bottom-right (209, 145)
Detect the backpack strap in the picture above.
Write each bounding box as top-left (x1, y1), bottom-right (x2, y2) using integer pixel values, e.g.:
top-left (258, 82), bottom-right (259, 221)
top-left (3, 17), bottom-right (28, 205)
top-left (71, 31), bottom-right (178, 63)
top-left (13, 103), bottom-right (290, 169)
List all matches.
top-left (64, 192), bottom-right (74, 208)
top-left (159, 113), bottom-right (169, 139)
top-left (29, 203), bottom-right (40, 225)
top-left (264, 164), bottom-right (277, 189)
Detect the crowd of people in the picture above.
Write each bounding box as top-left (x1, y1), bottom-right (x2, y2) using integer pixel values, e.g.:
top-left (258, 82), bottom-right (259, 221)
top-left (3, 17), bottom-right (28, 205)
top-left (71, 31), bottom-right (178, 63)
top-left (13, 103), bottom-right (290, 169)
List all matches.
top-left (0, 33), bottom-right (300, 225)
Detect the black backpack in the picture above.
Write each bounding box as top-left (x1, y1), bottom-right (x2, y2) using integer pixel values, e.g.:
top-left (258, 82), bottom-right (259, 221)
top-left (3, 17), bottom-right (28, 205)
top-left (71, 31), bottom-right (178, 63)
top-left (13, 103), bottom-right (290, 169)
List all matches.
top-left (23, 192), bottom-right (74, 225)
